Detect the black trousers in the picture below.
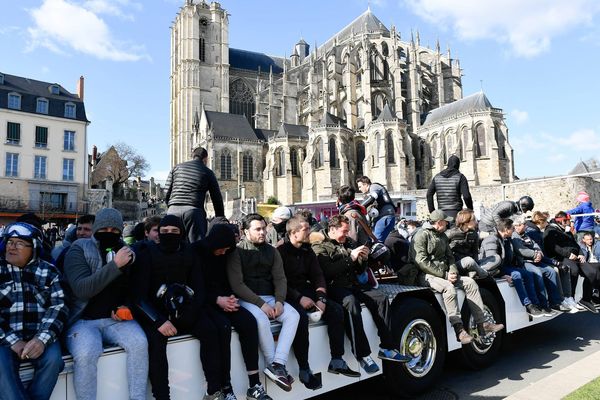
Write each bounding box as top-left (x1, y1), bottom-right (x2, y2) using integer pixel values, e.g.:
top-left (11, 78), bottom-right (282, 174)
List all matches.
top-left (563, 260), bottom-right (600, 301)
top-left (140, 307), bottom-right (231, 400)
top-left (217, 305), bottom-right (260, 373)
top-left (328, 286), bottom-right (394, 359)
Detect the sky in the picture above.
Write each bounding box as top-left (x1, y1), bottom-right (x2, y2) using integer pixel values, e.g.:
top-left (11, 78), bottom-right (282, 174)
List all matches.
top-left (2, 0), bottom-right (600, 183)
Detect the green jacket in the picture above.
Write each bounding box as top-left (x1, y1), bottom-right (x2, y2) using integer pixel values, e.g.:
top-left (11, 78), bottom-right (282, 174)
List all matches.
top-left (310, 231), bottom-right (366, 289)
top-left (409, 224), bottom-right (457, 279)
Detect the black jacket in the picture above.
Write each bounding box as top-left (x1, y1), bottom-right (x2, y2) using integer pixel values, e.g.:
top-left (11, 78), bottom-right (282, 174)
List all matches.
top-left (384, 230), bottom-right (410, 270)
top-left (277, 237), bottom-right (326, 302)
top-left (427, 155), bottom-right (473, 212)
top-left (165, 158), bottom-right (225, 216)
top-left (543, 222), bottom-right (580, 261)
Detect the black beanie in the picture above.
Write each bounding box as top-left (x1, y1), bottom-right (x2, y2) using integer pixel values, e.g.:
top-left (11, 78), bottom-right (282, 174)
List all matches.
top-left (205, 223), bottom-right (236, 250)
top-left (160, 215), bottom-right (185, 238)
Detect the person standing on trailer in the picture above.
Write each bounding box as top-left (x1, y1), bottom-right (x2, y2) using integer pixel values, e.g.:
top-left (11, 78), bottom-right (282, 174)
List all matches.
top-left (478, 196), bottom-right (535, 236)
top-left (356, 176), bottom-right (396, 242)
top-left (426, 155), bottom-right (474, 219)
top-left (565, 191), bottom-right (596, 242)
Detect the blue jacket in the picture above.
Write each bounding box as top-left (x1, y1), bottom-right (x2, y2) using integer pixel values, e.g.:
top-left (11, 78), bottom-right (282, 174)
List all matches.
top-left (566, 202), bottom-right (595, 232)
top-left (580, 242), bottom-right (600, 263)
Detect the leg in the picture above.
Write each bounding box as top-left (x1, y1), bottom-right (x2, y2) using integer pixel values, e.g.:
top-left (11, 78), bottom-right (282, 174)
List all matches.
top-left (239, 300), bottom-right (276, 365)
top-left (524, 263), bottom-right (548, 307)
top-left (328, 286), bottom-right (371, 358)
top-left (0, 345), bottom-right (29, 399)
top-left (225, 307), bottom-right (260, 386)
top-left (373, 215), bottom-right (395, 243)
top-left (139, 322), bottom-right (170, 400)
top-left (536, 263), bottom-right (564, 305)
top-left (28, 341), bottom-right (64, 400)
top-left (270, 299), bottom-right (300, 366)
top-left (424, 275), bottom-right (461, 326)
top-left (455, 276), bottom-right (485, 324)
top-left (457, 257), bottom-right (489, 279)
top-left (289, 300), bottom-right (310, 370)
top-left (321, 299), bottom-right (346, 359)
top-left (184, 208), bottom-right (208, 243)
top-left (65, 319), bottom-right (104, 400)
top-left (355, 289), bottom-right (395, 350)
top-left (204, 307), bottom-right (233, 390)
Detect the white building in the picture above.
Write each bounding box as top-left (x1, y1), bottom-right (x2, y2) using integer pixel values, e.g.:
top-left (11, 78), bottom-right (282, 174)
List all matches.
top-left (0, 72), bottom-right (89, 224)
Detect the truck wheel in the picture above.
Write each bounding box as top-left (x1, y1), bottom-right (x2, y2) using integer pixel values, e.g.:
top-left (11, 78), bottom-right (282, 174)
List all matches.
top-left (384, 298), bottom-right (446, 398)
top-left (460, 287), bottom-right (504, 369)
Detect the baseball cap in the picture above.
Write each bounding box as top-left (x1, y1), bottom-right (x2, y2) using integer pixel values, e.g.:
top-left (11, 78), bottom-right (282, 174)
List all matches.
top-left (429, 210), bottom-right (453, 223)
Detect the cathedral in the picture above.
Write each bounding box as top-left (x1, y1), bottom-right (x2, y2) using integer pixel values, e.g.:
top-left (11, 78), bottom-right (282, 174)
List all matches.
top-left (170, 0), bottom-right (514, 205)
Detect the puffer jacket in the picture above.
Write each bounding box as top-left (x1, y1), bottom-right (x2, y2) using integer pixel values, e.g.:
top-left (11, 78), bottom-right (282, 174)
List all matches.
top-left (426, 155), bottom-right (473, 213)
top-left (566, 202), bottom-right (595, 233)
top-left (409, 223), bottom-right (457, 279)
top-left (445, 226), bottom-right (478, 261)
top-left (479, 200), bottom-right (519, 232)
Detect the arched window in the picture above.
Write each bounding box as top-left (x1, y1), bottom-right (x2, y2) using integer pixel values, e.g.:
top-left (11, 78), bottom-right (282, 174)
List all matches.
top-left (242, 152), bottom-right (253, 181)
top-left (290, 148), bottom-right (300, 176)
top-left (372, 92), bottom-right (387, 119)
top-left (386, 132), bottom-right (395, 163)
top-left (220, 150), bottom-right (232, 180)
top-left (356, 140), bottom-right (365, 176)
top-left (275, 147), bottom-right (285, 176)
top-left (431, 138), bottom-right (438, 167)
top-left (314, 138), bottom-right (323, 168)
top-left (475, 124), bottom-right (487, 157)
top-left (495, 124), bottom-right (507, 159)
top-left (461, 127), bottom-right (468, 160)
top-left (229, 79), bottom-right (256, 127)
top-left (381, 42), bottom-right (389, 57)
top-left (329, 137), bottom-right (338, 168)
top-left (199, 37), bottom-right (206, 62)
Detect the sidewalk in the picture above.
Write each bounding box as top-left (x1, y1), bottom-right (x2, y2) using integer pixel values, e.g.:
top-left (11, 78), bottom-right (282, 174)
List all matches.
top-left (505, 349), bottom-right (600, 400)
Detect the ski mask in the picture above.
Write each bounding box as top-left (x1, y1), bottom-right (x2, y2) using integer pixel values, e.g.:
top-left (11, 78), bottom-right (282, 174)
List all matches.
top-left (158, 214), bottom-right (185, 253)
top-left (94, 231), bottom-right (121, 251)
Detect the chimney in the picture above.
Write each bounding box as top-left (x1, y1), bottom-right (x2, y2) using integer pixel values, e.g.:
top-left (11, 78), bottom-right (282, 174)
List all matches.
top-left (77, 76), bottom-right (85, 101)
top-left (92, 145), bottom-right (97, 164)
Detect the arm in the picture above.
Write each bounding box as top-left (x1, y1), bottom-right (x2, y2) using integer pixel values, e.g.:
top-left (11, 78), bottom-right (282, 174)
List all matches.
top-left (412, 232), bottom-right (448, 278)
top-left (226, 250), bottom-right (264, 307)
top-left (426, 180), bottom-right (436, 213)
top-left (130, 251), bottom-right (168, 328)
top-left (35, 272), bottom-right (69, 345)
top-left (164, 168), bottom-right (174, 204)
top-left (308, 250), bottom-right (327, 293)
top-left (511, 236), bottom-right (536, 260)
top-left (271, 250), bottom-right (287, 304)
top-left (459, 175), bottom-right (474, 210)
top-left (313, 244), bottom-right (355, 281)
top-left (208, 172), bottom-right (225, 217)
top-left (444, 240), bottom-right (458, 275)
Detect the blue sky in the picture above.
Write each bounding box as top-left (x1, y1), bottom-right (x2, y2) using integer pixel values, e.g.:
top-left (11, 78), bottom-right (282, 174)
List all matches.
top-left (2, 0), bottom-right (600, 183)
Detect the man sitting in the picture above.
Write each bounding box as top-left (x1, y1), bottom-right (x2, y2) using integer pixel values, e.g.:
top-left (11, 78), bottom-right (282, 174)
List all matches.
top-left (478, 196), bottom-right (535, 235)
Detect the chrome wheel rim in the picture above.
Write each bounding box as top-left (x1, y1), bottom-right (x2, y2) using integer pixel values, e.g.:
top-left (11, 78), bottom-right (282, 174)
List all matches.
top-left (399, 318), bottom-right (437, 377)
top-left (468, 305), bottom-right (497, 355)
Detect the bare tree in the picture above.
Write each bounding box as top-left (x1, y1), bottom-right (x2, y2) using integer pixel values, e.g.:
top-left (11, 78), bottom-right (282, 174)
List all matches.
top-left (93, 142), bottom-right (150, 190)
top-left (114, 142), bottom-right (150, 181)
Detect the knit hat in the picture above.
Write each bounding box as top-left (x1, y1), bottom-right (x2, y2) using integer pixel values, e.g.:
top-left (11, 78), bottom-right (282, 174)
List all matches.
top-left (92, 208), bottom-right (124, 235)
top-left (271, 206), bottom-right (293, 223)
top-left (576, 191), bottom-right (590, 203)
top-left (205, 223), bottom-right (236, 251)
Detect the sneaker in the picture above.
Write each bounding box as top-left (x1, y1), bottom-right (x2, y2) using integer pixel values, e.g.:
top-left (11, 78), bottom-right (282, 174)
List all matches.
top-left (246, 384), bottom-right (272, 400)
top-left (299, 369), bottom-right (322, 390)
top-left (264, 363), bottom-right (292, 392)
top-left (378, 348), bottom-right (411, 363)
top-left (327, 359), bottom-right (361, 377)
top-left (482, 322), bottom-right (504, 333)
top-left (568, 297), bottom-right (585, 310)
top-left (541, 306), bottom-right (555, 317)
top-left (223, 392), bottom-right (237, 400)
top-left (526, 304), bottom-right (544, 318)
top-left (457, 329), bottom-right (473, 345)
top-left (358, 356), bottom-right (380, 374)
top-left (203, 391), bottom-right (224, 400)
top-left (591, 296), bottom-right (600, 308)
top-left (578, 300), bottom-right (600, 314)
top-left (553, 302), bottom-right (572, 313)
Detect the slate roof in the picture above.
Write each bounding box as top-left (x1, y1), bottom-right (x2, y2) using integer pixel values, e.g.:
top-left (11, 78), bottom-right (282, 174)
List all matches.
top-left (0, 72), bottom-right (88, 122)
top-left (254, 128), bottom-right (276, 141)
top-left (229, 48), bottom-right (285, 74)
top-left (421, 92), bottom-right (494, 127)
top-left (205, 111), bottom-right (262, 141)
top-left (320, 112), bottom-right (346, 126)
top-left (569, 160), bottom-right (600, 175)
top-left (275, 123), bottom-right (309, 139)
top-left (319, 9), bottom-right (389, 54)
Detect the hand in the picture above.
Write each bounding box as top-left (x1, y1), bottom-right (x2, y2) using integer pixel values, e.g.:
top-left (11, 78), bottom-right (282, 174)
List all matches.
top-left (114, 247), bottom-right (134, 268)
top-left (569, 253), bottom-right (578, 261)
top-left (502, 274), bottom-right (514, 285)
top-left (261, 303), bottom-right (276, 318)
top-left (351, 245), bottom-right (369, 262)
top-left (157, 321), bottom-right (178, 337)
top-left (217, 295), bottom-right (239, 312)
top-left (299, 296), bottom-right (315, 310)
top-left (534, 252), bottom-right (542, 263)
top-left (447, 272), bottom-right (458, 284)
top-left (10, 340), bottom-right (26, 357)
top-left (577, 255), bottom-right (586, 263)
top-left (110, 309), bottom-right (122, 321)
top-left (21, 338), bottom-right (45, 360)
top-left (274, 302), bottom-right (284, 317)
top-left (316, 300), bottom-right (326, 313)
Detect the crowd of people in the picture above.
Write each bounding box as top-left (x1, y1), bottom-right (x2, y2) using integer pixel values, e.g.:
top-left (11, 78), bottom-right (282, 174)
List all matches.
top-left (1, 151), bottom-right (600, 400)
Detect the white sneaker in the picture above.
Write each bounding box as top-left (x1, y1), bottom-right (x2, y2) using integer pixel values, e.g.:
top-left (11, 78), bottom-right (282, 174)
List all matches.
top-left (568, 297), bottom-right (585, 310)
top-left (562, 299), bottom-right (579, 314)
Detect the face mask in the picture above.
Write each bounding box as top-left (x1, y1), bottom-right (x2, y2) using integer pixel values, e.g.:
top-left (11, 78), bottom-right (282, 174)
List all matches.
top-left (94, 232), bottom-right (121, 251)
top-left (159, 233), bottom-right (181, 252)
top-left (273, 220), bottom-right (287, 235)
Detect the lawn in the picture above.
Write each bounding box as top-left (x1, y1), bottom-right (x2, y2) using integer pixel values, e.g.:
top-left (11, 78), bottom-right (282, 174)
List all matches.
top-left (564, 377), bottom-right (600, 400)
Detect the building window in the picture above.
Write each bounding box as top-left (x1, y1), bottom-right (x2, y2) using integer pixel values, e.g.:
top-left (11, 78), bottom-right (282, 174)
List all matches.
top-left (64, 130), bottom-right (75, 151)
top-left (34, 155), bottom-right (47, 179)
top-left (314, 138), bottom-right (323, 168)
top-left (329, 137), bottom-right (338, 168)
top-left (36, 98), bottom-right (49, 114)
top-left (242, 153), bottom-right (253, 182)
top-left (475, 124), bottom-right (487, 157)
top-left (6, 122), bottom-right (21, 145)
top-left (64, 103), bottom-right (76, 119)
top-left (229, 79), bottom-right (255, 127)
top-left (40, 192), bottom-right (66, 211)
top-left (199, 37), bottom-right (206, 62)
top-left (386, 132), bottom-right (395, 164)
top-left (431, 138), bottom-right (438, 167)
top-left (220, 150), bottom-right (232, 180)
top-left (49, 85), bottom-right (60, 95)
top-left (8, 93), bottom-right (21, 110)
top-left (62, 158), bottom-right (74, 181)
top-left (275, 148), bottom-right (285, 176)
top-left (461, 127), bottom-right (468, 160)
top-left (495, 124), bottom-right (507, 159)
top-left (356, 140), bottom-right (365, 176)
top-left (35, 126), bottom-right (48, 148)
top-left (290, 148), bottom-right (300, 176)
top-left (5, 153), bottom-right (18, 177)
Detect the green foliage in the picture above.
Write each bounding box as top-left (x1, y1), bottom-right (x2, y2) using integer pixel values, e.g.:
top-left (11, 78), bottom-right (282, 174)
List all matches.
top-left (266, 196), bottom-right (279, 205)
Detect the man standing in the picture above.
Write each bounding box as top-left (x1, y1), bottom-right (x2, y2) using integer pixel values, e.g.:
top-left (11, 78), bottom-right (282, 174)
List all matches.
top-left (426, 155), bottom-right (473, 219)
top-left (165, 146), bottom-right (224, 242)
top-left (356, 176), bottom-right (396, 242)
top-left (0, 222), bottom-right (68, 400)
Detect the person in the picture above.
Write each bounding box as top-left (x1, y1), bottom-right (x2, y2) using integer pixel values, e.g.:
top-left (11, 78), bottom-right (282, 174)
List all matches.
top-left (266, 206), bottom-right (292, 246)
top-left (311, 214), bottom-right (410, 374)
top-left (0, 222), bottom-right (68, 400)
top-left (195, 219), bottom-right (272, 400)
top-left (165, 146), bottom-right (225, 242)
top-left (226, 214), bottom-right (300, 392)
top-left (524, 211), bottom-right (547, 248)
top-left (16, 213), bottom-right (53, 263)
top-left (123, 224), bottom-right (137, 245)
top-left (143, 216), bottom-right (161, 245)
top-left (426, 155), bottom-right (474, 219)
top-left (132, 215), bottom-right (231, 400)
top-left (278, 216), bottom-right (359, 387)
top-left (405, 220), bottom-right (420, 242)
top-left (544, 212), bottom-right (600, 313)
top-left (478, 196), bottom-right (535, 235)
top-left (384, 224), bottom-right (410, 272)
top-left (566, 191), bottom-right (596, 242)
top-left (63, 208), bottom-right (149, 400)
top-left (356, 176), bottom-right (396, 242)
top-left (579, 232), bottom-right (600, 308)
top-left (337, 185), bottom-right (370, 245)
top-left (294, 209), bottom-right (322, 233)
top-left (53, 214), bottom-right (96, 274)
top-left (410, 210), bottom-right (504, 344)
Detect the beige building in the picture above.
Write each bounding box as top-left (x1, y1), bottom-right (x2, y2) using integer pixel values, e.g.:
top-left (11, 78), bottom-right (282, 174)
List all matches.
top-left (0, 72), bottom-right (89, 223)
top-left (170, 1), bottom-right (514, 205)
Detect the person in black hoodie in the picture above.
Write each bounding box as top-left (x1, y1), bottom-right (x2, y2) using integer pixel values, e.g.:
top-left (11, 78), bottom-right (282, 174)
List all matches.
top-left (426, 155), bottom-right (474, 219)
top-left (195, 218), bottom-right (272, 400)
top-left (131, 215), bottom-right (231, 400)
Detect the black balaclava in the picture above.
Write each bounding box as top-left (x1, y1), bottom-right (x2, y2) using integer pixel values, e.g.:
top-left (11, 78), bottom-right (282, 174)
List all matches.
top-left (158, 214), bottom-right (185, 253)
top-left (441, 155), bottom-right (461, 178)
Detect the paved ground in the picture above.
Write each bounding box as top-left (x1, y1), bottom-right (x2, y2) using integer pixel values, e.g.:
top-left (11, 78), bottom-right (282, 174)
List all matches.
top-left (314, 310), bottom-right (600, 399)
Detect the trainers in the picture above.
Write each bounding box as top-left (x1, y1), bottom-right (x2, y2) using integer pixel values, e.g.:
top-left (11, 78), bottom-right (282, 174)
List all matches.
top-left (553, 302), bottom-right (572, 313)
top-left (482, 322), bottom-right (504, 333)
top-left (246, 384), bottom-right (272, 400)
top-left (578, 300), bottom-right (600, 314)
top-left (378, 348), bottom-right (411, 363)
top-left (299, 369), bottom-right (322, 390)
top-left (568, 297), bottom-right (585, 310)
top-left (541, 306), bottom-right (555, 317)
top-left (203, 391), bottom-right (224, 400)
top-left (328, 359), bottom-right (361, 377)
top-left (457, 329), bottom-right (473, 344)
top-left (223, 392), bottom-right (237, 400)
top-left (526, 304), bottom-right (544, 318)
top-left (264, 363), bottom-right (292, 392)
top-left (358, 356), bottom-right (380, 374)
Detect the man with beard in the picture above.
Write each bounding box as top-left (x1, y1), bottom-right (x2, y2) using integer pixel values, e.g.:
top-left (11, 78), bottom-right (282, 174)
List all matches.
top-left (427, 155), bottom-right (473, 219)
top-left (132, 215), bottom-right (235, 400)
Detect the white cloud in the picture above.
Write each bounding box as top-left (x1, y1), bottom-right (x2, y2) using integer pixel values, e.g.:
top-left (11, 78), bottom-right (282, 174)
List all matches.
top-left (82, 0), bottom-right (142, 21)
top-left (403, 0), bottom-right (600, 57)
top-left (27, 0), bottom-right (149, 62)
top-left (510, 109), bottom-right (529, 124)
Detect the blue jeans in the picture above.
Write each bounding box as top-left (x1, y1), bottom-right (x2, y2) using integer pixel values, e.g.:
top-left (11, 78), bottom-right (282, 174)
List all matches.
top-left (65, 318), bottom-right (148, 400)
top-left (526, 262), bottom-right (564, 306)
top-left (0, 341), bottom-right (64, 400)
top-left (373, 215), bottom-right (395, 243)
top-left (503, 266), bottom-right (539, 306)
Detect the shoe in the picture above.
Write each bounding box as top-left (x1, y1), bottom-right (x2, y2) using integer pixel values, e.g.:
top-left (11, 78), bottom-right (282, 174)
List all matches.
top-left (591, 296), bottom-right (600, 309)
top-left (552, 302), bottom-right (572, 313)
top-left (564, 298), bottom-right (581, 312)
top-left (483, 322), bottom-right (504, 333)
top-left (246, 384), bottom-right (272, 400)
top-left (358, 356), bottom-right (380, 374)
top-left (203, 391), bottom-right (224, 400)
top-left (378, 348), bottom-right (411, 363)
top-left (568, 297), bottom-right (586, 310)
top-left (299, 369), bottom-right (322, 390)
top-left (457, 329), bottom-right (473, 345)
top-left (541, 306), bottom-right (555, 317)
top-left (526, 304), bottom-right (544, 318)
top-left (223, 392), bottom-right (237, 400)
top-left (327, 359), bottom-right (361, 377)
top-left (578, 300), bottom-right (600, 314)
top-left (264, 363), bottom-right (292, 392)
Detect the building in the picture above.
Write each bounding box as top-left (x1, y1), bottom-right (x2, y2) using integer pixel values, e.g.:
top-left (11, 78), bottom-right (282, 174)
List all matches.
top-left (170, 1), bottom-right (514, 206)
top-left (0, 72), bottom-right (89, 224)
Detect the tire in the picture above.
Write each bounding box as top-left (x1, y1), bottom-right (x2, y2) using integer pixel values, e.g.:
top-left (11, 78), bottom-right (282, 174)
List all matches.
top-left (383, 297), bottom-right (446, 398)
top-left (460, 287), bottom-right (504, 369)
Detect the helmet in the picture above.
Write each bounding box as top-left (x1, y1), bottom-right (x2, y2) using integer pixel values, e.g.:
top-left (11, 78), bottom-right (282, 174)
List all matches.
top-left (1, 222), bottom-right (44, 258)
top-left (518, 196), bottom-right (535, 213)
top-left (369, 242), bottom-right (390, 264)
top-left (156, 283), bottom-right (195, 319)
top-left (368, 208), bottom-right (379, 221)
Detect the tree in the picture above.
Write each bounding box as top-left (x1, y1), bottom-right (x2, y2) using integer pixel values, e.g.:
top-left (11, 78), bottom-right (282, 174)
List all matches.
top-left (92, 142), bottom-right (149, 190)
top-left (114, 142), bottom-right (150, 182)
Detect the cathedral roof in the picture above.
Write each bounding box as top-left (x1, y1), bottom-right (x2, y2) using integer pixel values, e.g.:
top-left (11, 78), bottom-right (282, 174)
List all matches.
top-left (421, 92), bottom-right (494, 127)
top-left (229, 48), bottom-right (284, 74)
top-left (276, 123), bottom-right (308, 138)
top-left (319, 9), bottom-right (389, 54)
top-left (320, 112), bottom-right (346, 126)
top-left (204, 111), bottom-right (262, 141)
top-left (375, 104), bottom-right (395, 121)
top-left (254, 128), bottom-right (276, 141)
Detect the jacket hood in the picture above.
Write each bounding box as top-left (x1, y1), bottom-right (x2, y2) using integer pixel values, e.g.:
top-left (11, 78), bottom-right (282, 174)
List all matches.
top-left (205, 222), bottom-right (236, 251)
top-left (440, 155), bottom-right (461, 178)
